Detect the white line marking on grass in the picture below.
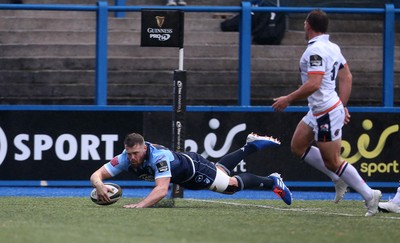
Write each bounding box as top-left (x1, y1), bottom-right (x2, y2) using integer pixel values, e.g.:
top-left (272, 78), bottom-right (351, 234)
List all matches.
top-left (187, 199), bottom-right (400, 220)
top-left (187, 198), bottom-right (322, 212)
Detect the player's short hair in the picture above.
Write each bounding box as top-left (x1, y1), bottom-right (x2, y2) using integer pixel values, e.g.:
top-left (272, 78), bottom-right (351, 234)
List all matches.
top-left (306, 9), bottom-right (329, 33)
top-left (124, 133), bottom-right (145, 147)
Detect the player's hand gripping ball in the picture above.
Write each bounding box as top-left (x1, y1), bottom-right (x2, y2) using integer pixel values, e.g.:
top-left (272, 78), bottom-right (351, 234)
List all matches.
top-left (90, 183), bottom-right (122, 205)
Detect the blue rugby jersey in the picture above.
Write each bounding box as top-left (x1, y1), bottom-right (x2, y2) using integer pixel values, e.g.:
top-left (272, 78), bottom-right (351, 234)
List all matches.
top-left (104, 142), bottom-right (195, 184)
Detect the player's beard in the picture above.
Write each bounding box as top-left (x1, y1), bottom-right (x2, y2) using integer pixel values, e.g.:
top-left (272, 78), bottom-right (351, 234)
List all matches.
top-left (130, 160), bottom-right (140, 168)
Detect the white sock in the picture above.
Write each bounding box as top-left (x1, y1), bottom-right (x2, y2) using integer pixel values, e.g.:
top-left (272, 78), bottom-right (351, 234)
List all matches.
top-left (337, 161), bottom-right (373, 201)
top-left (302, 146), bottom-right (340, 182)
top-left (391, 187), bottom-right (400, 204)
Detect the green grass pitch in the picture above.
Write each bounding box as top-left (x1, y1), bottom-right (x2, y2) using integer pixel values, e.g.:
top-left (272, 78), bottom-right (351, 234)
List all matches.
top-left (1, 197), bottom-right (399, 243)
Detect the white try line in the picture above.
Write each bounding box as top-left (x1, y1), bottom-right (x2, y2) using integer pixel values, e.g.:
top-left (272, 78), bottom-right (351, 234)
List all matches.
top-left (186, 198), bottom-right (400, 220)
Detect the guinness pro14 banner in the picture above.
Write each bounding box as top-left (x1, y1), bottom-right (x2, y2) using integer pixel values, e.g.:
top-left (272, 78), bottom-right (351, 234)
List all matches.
top-left (141, 10), bottom-right (184, 48)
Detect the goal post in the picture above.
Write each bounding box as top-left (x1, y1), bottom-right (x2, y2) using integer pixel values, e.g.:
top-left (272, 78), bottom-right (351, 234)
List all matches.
top-left (171, 69), bottom-right (186, 198)
top-left (141, 9), bottom-right (185, 199)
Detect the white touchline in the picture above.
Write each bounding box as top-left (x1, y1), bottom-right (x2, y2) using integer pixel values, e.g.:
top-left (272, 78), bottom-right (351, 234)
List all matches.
top-left (186, 199), bottom-right (400, 220)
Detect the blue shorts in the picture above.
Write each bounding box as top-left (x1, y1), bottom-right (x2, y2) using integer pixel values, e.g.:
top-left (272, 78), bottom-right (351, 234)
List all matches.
top-left (178, 152), bottom-right (217, 190)
top-left (302, 104), bottom-right (344, 142)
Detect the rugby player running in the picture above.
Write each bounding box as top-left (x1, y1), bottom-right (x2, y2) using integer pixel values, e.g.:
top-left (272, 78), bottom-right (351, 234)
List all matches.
top-left (272, 9), bottom-right (381, 216)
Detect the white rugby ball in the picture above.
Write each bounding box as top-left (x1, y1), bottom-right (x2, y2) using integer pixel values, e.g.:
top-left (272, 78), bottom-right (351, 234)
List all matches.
top-left (90, 182), bottom-right (122, 205)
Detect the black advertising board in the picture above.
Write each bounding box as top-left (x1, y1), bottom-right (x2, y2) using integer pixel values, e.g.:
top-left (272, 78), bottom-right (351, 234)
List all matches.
top-left (0, 111), bottom-right (398, 184)
top-left (144, 112), bottom-right (400, 183)
top-left (0, 111), bottom-right (143, 180)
